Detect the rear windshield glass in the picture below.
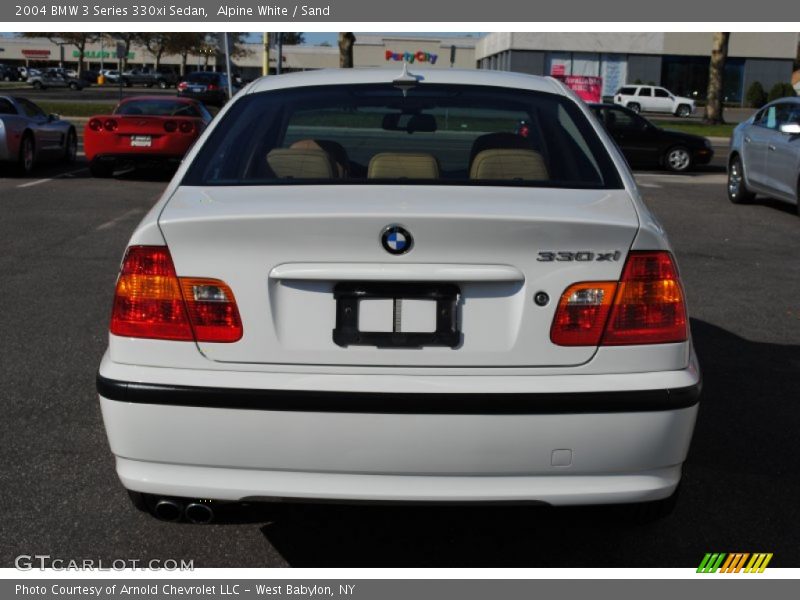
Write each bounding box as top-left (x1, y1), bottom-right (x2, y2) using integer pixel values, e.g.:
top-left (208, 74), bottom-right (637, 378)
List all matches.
top-left (183, 83), bottom-right (622, 189)
top-left (186, 72), bottom-right (219, 83)
top-left (115, 99), bottom-right (200, 117)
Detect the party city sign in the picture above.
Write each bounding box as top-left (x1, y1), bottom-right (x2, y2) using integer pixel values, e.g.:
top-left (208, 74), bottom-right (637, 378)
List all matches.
top-left (385, 50), bottom-right (438, 64)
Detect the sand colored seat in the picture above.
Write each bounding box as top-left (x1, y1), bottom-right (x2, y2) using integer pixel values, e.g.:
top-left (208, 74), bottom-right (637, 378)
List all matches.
top-left (469, 148), bottom-right (549, 181)
top-left (367, 153), bottom-right (440, 179)
top-left (266, 148), bottom-right (337, 179)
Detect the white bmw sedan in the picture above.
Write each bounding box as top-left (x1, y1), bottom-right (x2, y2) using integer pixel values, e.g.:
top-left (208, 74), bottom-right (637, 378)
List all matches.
top-left (97, 68), bottom-right (701, 523)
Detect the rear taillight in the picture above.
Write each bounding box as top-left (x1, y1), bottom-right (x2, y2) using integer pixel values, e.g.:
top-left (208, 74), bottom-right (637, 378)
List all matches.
top-left (551, 251), bottom-right (688, 346)
top-left (178, 121), bottom-right (194, 134)
top-left (207, 83), bottom-right (218, 90)
top-left (88, 118), bottom-right (102, 131)
top-left (104, 119), bottom-right (118, 132)
top-left (602, 251), bottom-right (688, 345)
top-left (177, 81), bottom-right (188, 91)
top-left (164, 120), bottom-right (177, 132)
top-left (110, 246), bottom-right (242, 343)
top-left (550, 282), bottom-right (618, 346)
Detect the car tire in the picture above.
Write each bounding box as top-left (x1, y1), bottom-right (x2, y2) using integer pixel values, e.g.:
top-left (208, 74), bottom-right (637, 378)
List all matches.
top-left (32, 80), bottom-right (42, 90)
top-left (665, 146), bottom-right (692, 172)
top-left (69, 82), bottom-right (78, 90)
top-left (627, 102), bottom-right (641, 114)
top-left (676, 104), bottom-right (692, 118)
top-left (63, 128), bottom-right (77, 163)
top-left (728, 155), bottom-right (755, 204)
top-left (158, 80), bottom-right (168, 89)
top-left (89, 160), bottom-right (115, 178)
top-left (16, 133), bottom-right (35, 176)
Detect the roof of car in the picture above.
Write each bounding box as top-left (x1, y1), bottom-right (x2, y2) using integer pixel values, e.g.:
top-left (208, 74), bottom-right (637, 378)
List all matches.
top-left (118, 95), bottom-right (198, 104)
top-left (247, 68), bottom-right (566, 96)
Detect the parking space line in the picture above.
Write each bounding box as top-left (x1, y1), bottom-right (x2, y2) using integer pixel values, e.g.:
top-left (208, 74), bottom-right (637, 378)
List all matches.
top-left (16, 167), bottom-right (89, 189)
top-left (95, 208), bottom-right (146, 231)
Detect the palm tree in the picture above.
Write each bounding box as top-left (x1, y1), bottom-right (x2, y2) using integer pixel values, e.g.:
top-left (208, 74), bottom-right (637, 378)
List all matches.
top-left (338, 33), bottom-right (356, 68)
top-left (704, 32), bottom-right (730, 124)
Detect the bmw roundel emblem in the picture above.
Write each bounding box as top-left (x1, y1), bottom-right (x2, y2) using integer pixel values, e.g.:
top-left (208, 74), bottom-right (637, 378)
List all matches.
top-left (381, 224), bottom-right (413, 255)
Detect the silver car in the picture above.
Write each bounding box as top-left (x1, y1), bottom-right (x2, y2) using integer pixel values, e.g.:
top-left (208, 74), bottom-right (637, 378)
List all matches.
top-left (728, 97), bottom-right (800, 214)
top-left (0, 95), bottom-right (78, 175)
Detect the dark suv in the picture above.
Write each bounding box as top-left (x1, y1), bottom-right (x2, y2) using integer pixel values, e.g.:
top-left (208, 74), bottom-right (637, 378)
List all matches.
top-left (177, 72), bottom-right (238, 107)
top-left (0, 64), bottom-right (22, 82)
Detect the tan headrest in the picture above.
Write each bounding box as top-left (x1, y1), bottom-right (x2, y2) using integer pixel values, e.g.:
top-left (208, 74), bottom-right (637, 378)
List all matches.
top-left (368, 153), bottom-right (440, 179)
top-left (290, 139), bottom-right (349, 177)
top-left (267, 148), bottom-right (335, 179)
top-left (469, 149), bottom-right (549, 181)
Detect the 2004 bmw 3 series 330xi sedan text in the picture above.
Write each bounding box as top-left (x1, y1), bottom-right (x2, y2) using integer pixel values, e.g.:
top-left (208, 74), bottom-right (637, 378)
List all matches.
top-left (97, 68), bottom-right (701, 523)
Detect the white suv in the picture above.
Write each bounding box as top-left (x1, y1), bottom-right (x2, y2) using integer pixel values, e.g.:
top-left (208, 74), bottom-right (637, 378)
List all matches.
top-left (614, 85), bottom-right (695, 118)
top-left (97, 69), bottom-right (701, 524)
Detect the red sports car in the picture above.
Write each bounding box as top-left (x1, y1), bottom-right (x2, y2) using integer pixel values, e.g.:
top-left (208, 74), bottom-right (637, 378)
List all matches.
top-left (84, 96), bottom-right (213, 177)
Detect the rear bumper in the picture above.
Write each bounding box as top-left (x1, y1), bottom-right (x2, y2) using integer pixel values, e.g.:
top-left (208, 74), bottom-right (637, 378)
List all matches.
top-left (90, 154), bottom-right (185, 165)
top-left (98, 356), bottom-right (700, 505)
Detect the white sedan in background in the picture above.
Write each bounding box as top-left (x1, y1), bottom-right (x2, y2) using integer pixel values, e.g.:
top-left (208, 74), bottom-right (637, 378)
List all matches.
top-left (97, 68), bottom-right (701, 524)
top-left (728, 97), bottom-right (800, 213)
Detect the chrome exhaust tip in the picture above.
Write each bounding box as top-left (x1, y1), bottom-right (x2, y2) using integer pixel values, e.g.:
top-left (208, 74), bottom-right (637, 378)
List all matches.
top-left (153, 499), bottom-right (183, 522)
top-left (184, 502), bottom-right (214, 524)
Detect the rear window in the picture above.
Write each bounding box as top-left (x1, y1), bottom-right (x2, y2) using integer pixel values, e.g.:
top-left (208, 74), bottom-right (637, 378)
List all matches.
top-left (115, 99), bottom-right (200, 117)
top-left (183, 83), bottom-right (622, 189)
top-left (186, 72), bottom-right (219, 83)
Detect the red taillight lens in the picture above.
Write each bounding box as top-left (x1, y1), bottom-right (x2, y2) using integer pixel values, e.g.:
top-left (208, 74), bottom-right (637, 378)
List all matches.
top-left (177, 81), bottom-right (188, 91)
top-left (551, 251), bottom-right (688, 346)
top-left (178, 121), bottom-right (194, 134)
top-left (207, 83), bottom-right (218, 90)
top-left (104, 119), bottom-right (118, 132)
top-left (110, 246), bottom-right (242, 343)
top-left (110, 246), bottom-right (192, 341)
top-left (180, 278), bottom-right (243, 342)
top-left (550, 282), bottom-right (618, 346)
top-left (164, 120), bottom-right (177, 132)
top-left (88, 118), bottom-right (102, 131)
top-left (602, 251), bottom-right (688, 345)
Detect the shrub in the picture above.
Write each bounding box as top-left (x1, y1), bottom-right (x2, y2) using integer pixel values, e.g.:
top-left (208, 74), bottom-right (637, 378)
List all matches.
top-left (767, 82), bottom-right (797, 102)
top-left (745, 81), bottom-right (767, 108)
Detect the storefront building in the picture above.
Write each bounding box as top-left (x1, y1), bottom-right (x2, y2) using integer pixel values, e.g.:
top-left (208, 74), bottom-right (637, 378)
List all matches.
top-left (476, 33), bottom-right (799, 105)
top-left (0, 34), bottom-right (478, 80)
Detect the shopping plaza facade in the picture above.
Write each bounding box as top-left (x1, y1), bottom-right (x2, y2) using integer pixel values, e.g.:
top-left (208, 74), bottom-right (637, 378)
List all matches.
top-left (1, 32), bottom-right (797, 105)
top-left (476, 32), bottom-right (800, 103)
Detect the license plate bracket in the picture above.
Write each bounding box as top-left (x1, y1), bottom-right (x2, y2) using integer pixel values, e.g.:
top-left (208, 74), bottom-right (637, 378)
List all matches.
top-left (333, 282), bottom-right (460, 348)
top-left (130, 135), bottom-right (152, 147)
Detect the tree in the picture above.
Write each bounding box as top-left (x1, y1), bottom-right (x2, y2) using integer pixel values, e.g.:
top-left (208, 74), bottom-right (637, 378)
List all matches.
top-left (163, 32), bottom-right (205, 76)
top-left (282, 33), bottom-right (305, 45)
top-left (137, 33), bottom-right (170, 71)
top-left (338, 32), bottom-right (356, 68)
top-left (704, 32), bottom-right (730, 124)
top-left (19, 32), bottom-right (101, 75)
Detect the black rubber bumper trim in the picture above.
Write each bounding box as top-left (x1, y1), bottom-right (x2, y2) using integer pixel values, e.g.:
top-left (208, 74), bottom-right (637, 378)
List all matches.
top-left (97, 373), bottom-right (701, 415)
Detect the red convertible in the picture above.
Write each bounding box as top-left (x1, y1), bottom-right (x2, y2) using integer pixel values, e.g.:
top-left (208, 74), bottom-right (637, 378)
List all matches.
top-left (84, 96), bottom-right (212, 177)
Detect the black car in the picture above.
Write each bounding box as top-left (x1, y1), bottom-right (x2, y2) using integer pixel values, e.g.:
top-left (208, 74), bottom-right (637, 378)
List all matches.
top-left (589, 103), bottom-right (713, 172)
top-left (0, 64), bottom-right (22, 82)
top-left (177, 71), bottom-right (238, 107)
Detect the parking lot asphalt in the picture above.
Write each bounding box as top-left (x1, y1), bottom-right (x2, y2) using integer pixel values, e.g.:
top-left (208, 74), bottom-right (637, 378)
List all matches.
top-left (0, 157), bottom-right (798, 568)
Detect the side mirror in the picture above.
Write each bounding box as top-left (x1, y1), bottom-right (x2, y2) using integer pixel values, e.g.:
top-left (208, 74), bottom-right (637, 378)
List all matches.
top-left (779, 123), bottom-right (800, 135)
top-left (48, 113), bottom-right (59, 122)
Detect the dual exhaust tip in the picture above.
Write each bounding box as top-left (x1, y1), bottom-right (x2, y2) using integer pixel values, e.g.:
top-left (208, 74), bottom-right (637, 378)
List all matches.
top-left (153, 499), bottom-right (214, 524)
